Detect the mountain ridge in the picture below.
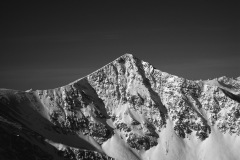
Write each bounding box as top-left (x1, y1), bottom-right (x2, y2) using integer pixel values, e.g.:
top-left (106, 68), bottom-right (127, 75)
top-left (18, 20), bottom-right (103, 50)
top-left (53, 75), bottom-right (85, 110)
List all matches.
top-left (0, 53), bottom-right (240, 160)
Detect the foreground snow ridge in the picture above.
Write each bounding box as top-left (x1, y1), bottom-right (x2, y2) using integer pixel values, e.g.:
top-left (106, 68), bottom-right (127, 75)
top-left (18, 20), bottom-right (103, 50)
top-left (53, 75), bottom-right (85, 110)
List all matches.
top-left (1, 53), bottom-right (240, 160)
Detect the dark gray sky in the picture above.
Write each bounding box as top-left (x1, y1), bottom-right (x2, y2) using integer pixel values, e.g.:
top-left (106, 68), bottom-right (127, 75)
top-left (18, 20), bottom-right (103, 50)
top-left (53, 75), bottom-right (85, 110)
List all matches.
top-left (1, 1), bottom-right (239, 90)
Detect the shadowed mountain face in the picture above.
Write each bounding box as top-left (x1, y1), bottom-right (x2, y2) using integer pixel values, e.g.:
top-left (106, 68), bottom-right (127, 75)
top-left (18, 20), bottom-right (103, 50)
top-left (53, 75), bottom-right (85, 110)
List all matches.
top-left (1, 54), bottom-right (240, 160)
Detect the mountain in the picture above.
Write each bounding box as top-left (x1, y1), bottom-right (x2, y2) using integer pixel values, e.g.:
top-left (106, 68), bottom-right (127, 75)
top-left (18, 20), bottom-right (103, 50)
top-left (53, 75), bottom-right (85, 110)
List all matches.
top-left (1, 53), bottom-right (240, 160)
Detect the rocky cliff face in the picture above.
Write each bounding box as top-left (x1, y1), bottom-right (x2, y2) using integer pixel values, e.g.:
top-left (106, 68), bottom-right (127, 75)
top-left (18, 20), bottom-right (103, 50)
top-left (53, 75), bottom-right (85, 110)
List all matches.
top-left (1, 54), bottom-right (240, 160)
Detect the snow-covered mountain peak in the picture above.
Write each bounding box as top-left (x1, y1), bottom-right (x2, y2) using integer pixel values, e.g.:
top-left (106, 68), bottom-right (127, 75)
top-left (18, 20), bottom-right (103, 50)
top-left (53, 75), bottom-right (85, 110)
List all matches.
top-left (0, 54), bottom-right (240, 160)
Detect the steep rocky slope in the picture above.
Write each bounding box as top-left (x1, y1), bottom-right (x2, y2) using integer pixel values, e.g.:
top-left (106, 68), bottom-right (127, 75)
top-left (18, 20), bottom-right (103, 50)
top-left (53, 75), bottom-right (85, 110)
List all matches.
top-left (0, 54), bottom-right (240, 160)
